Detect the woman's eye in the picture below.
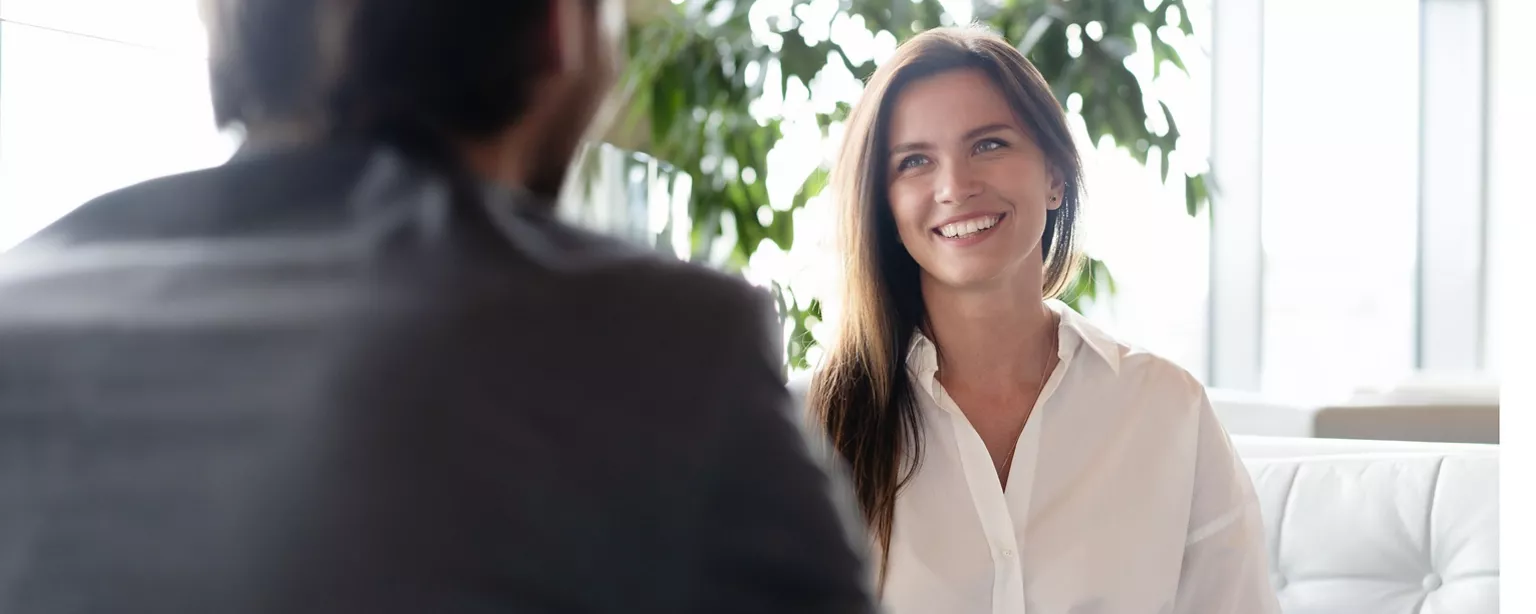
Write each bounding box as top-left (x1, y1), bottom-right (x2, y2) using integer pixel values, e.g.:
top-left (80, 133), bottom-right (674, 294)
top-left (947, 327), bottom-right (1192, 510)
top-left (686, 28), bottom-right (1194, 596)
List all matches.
top-left (975, 138), bottom-right (1008, 153)
top-left (897, 155), bottom-right (930, 171)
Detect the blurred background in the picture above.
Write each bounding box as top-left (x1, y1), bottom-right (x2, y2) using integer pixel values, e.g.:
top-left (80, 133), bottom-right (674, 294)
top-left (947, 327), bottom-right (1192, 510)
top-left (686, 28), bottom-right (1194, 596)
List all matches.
top-left (0, 0), bottom-right (1518, 442)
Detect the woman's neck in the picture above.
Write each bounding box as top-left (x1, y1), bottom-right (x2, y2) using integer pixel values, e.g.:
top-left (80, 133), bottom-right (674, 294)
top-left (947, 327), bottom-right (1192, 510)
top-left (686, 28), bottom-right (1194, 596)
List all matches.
top-left (923, 277), bottom-right (1057, 393)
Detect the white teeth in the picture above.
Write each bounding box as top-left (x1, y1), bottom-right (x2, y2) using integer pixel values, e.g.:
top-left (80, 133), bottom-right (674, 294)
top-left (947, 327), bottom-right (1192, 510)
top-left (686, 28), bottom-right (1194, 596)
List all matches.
top-left (939, 215), bottom-right (1000, 239)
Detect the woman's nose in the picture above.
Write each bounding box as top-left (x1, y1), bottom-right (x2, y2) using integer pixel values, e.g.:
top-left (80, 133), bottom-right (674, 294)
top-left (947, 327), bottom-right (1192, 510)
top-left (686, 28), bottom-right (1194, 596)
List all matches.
top-left (934, 160), bottom-right (983, 205)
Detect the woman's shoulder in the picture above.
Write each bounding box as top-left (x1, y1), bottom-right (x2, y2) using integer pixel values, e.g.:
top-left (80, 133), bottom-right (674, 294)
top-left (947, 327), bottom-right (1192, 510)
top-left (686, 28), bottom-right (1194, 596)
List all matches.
top-left (1117, 346), bottom-right (1205, 396)
top-left (1053, 302), bottom-right (1206, 398)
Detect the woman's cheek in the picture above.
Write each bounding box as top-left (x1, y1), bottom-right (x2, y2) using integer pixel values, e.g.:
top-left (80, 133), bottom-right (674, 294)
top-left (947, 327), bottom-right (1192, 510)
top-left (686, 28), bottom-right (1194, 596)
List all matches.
top-left (888, 182), bottom-right (929, 228)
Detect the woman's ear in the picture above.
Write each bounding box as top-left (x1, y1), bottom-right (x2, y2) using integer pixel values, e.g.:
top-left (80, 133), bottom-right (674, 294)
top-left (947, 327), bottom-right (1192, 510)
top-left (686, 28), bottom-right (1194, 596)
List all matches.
top-left (1046, 166), bottom-right (1067, 211)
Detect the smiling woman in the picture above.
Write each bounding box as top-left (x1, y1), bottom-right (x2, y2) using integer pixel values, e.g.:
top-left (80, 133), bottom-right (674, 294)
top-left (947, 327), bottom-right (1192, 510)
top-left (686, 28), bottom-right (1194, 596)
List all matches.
top-left (809, 29), bottom-right (1083, 583)
top-left (807, 27), bottom-right (1280, 614)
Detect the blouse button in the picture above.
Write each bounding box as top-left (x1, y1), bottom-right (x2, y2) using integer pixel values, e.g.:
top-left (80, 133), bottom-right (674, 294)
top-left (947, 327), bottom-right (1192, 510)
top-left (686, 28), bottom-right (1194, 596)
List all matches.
top-left (1001, 548), bottom-right (1015, 558)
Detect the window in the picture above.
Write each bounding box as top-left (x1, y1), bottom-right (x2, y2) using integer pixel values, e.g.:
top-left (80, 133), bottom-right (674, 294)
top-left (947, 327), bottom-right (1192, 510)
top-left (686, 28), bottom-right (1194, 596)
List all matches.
top-left (1258, 0), bottom-right (1420, 397)
top-left (1209, 0), bottom-right (1497, 397)
top-left (0, 4), bottom-right (233, 250)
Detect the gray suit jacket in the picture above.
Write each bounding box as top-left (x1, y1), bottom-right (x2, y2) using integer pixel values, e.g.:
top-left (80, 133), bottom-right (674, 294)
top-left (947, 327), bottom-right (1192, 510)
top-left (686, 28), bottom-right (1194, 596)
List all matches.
top-left (0, 143), bottom-right (872, 613)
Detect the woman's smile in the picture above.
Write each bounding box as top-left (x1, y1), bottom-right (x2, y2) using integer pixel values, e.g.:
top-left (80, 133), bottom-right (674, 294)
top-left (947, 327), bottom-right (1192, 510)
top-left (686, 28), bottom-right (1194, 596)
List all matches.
top-left (933, 212), bottom-right (1008, 246)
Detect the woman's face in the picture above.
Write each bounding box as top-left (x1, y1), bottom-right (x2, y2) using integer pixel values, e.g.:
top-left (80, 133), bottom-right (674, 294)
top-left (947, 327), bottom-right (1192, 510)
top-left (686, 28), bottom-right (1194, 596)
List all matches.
top-left (884, 68), bottom-right (1062, 292)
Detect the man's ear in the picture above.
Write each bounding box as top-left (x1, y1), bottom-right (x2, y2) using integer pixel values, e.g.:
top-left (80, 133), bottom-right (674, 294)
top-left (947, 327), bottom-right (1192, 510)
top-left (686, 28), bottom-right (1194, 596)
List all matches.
top-left (544, 0), bottom-right (585, 77)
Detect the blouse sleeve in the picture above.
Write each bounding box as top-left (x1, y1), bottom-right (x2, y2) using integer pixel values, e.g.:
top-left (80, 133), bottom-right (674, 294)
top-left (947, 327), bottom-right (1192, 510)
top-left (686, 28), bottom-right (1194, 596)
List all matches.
top-left (1171, 389), bottom-right (1283, 614)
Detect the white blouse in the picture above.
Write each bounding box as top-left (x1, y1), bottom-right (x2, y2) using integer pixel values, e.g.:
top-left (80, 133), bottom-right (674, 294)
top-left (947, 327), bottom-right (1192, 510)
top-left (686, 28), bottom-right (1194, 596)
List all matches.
top-left (882, 301), bottom-right (1281, 614)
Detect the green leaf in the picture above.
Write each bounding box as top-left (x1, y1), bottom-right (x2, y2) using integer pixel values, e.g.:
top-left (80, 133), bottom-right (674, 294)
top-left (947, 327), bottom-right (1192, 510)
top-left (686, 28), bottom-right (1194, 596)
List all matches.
top-left (793, 167), bottom-right (831, 209)
top-left (768, 209), bottom-right (795, 250)
top-left (1016, 14), bottom-right (1057, 57)
top-left (1185, 173), bottom-right (1210, 217)
top-left (1150, 34), bottom-right (1187, 78)
top-left (778, 29), bottom-right (829, 94)
top-left (1157, 102), bottom-right (1180, 183)
top-left (1060, 257), bottom-right (1117, 312)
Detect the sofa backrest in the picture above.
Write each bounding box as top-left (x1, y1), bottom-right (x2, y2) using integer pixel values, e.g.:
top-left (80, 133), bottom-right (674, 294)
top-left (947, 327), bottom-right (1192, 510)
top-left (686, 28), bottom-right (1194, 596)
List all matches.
top-left (1243, 449), bottom-right (1498, 614)
top-left (1233, 435), bottom-right (1497, 458)
top-left (1211, 388), bottom-right (1499, 444)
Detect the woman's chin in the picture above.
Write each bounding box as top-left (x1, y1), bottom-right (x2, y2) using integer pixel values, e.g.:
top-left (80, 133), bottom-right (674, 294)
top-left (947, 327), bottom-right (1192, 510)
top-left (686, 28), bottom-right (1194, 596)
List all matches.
top-left (925, 266), bottom-right (1012, 293)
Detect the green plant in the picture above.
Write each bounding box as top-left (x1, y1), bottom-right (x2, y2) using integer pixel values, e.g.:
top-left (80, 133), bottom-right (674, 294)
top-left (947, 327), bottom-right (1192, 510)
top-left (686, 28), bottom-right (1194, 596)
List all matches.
top-left (611, 0), bottom-right (1205, 370)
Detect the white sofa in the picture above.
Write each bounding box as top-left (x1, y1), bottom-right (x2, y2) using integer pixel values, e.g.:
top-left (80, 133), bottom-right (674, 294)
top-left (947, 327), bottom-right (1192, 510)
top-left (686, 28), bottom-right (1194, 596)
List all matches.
top-left (1234, 436), bottom-right (1499, 614)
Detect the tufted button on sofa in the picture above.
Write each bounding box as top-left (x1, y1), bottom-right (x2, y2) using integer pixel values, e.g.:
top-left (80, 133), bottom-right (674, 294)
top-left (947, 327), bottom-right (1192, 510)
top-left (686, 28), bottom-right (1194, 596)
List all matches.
top-left (1236, 436), bottom-right (1499, 614)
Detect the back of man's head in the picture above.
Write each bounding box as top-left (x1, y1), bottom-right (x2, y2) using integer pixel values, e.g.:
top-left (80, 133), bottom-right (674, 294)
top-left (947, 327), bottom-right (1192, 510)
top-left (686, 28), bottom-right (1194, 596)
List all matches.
top-left (202, 0), bottom-right (622, 195)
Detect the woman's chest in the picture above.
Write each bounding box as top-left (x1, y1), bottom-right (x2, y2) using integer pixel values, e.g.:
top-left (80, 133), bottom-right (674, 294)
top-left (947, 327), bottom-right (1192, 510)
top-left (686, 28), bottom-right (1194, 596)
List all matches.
top-left (882, 401), bottom-right (1201, 614)
top-left (886, 486), bottom-right (1193, 614)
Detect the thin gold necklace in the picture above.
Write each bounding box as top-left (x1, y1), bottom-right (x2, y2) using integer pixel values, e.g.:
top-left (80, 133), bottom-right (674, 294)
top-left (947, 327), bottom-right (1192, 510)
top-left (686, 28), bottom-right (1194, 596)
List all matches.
top-left (1001, 323), bottom-right (1058, 475)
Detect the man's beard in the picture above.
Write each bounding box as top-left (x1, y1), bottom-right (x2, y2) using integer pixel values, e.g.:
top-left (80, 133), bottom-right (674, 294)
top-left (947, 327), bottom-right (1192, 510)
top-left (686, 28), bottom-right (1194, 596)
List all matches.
top-left (525, 79), bottom-right (618, 199)
top-left (523, 138), bottom-right (580, 200)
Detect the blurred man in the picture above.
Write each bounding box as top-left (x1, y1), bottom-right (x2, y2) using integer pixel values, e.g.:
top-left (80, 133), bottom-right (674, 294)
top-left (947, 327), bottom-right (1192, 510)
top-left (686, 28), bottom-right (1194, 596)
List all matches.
top-left (0, 1), bottom-right (872, 612)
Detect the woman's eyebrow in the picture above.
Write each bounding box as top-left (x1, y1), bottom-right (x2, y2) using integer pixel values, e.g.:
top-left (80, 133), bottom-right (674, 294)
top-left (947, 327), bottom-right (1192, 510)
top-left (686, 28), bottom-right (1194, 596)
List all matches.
top-left (890, 122), bottom-right (1017, 156)
top-left (963, 123), bottom-right (1015, 139)
top-left (890, 140), bottom-right (930, 156)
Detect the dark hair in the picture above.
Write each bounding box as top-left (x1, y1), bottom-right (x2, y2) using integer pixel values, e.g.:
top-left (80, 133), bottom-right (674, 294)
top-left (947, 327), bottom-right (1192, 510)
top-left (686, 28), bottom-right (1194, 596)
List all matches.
top-left (806, 27), bottom-right (1083, 589)
top-left (204, 0), bottom-right (574, 147)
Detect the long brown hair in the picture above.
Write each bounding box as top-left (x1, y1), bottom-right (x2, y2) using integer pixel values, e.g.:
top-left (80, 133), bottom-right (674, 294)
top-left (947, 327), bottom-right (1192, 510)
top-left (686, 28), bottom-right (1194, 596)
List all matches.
top-left (806, 27), bottom-right (1084, 586)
